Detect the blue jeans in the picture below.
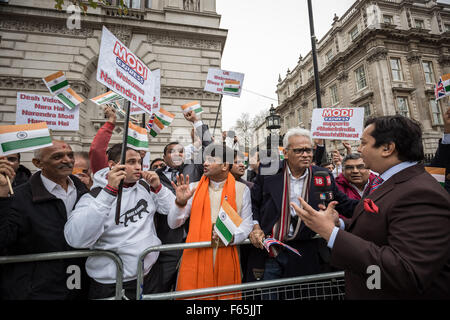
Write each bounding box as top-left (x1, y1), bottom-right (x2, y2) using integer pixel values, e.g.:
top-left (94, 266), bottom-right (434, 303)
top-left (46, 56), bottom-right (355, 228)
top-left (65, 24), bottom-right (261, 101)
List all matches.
top-left (262, 257), bottom-right (283, 300)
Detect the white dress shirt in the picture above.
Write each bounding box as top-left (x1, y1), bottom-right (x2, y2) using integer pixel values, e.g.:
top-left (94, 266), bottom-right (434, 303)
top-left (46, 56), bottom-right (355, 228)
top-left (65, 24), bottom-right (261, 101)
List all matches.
top-left (40, 174), bottom-right (77, 215)
top-left (168, 179), bottom-right (253, 245)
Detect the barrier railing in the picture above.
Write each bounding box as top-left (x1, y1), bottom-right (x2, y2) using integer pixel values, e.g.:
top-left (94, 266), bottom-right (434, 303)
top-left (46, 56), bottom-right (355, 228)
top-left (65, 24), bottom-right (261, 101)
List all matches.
top-left (0, 250), bottom-right (124, 300)
top-left (136, 238), bottom-right (344, 300)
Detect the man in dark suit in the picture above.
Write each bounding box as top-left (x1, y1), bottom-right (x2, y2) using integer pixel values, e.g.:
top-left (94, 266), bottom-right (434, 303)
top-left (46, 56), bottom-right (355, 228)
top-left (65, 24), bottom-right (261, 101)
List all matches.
top-left (247, 128), bottom-right (358, 296)
top-left (430, 106), bottom-right (450, 193)
top-left (293, 115), bottom-right (450, 299)
top-left (153, 110), bottom-right (213, 292)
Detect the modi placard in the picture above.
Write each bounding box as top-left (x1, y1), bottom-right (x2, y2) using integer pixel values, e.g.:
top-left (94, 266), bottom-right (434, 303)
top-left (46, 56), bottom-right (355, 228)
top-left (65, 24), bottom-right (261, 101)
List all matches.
top-left (15, 92), bottom-right (79, 131)
top-left (310, 107), bottom-right (364, 141)
top-left (96, 26), bottom-right (160, 115)
top-left (204, 68), bottom-right (245, 97)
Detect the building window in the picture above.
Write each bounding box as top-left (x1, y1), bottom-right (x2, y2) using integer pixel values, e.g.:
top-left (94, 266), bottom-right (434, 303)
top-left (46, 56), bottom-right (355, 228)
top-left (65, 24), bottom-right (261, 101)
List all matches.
top-left (396, 97), bottom-right (410, 117)
top-left (124, 0), bottom-right (141, 9)
top-left (430, 100), bottom-right (443, 125)
top-left (360, 103), bottom-right (371, 118)
top-left (349, 26), bottom-right (359, 41)
top-left (312, 98), bottom-right (318, 109)
top-left (294, 81), bottom-right (299, 89)
top-left (355, 65), bottom-right (367, 91)
top-left (284, 115), bottom-right (290, 131)
top-left (297, 109), bottom-right (302, 125)
top-left (326, 49), bottom-right (334, 63)
top-left (330, 84), bottom-right (339, 105)
top-left (415, 19), bottom-right (425, 29)
top-left (445, 24), bottom-right (450, 32)
top-left (422, 61), bottom-right (435, 84)
top-left (308, 68), bottom-right (314, 78)
top-left (390, 58), bottom-right (403, 81)
top-left (383, 15), bottom-right (393, 24)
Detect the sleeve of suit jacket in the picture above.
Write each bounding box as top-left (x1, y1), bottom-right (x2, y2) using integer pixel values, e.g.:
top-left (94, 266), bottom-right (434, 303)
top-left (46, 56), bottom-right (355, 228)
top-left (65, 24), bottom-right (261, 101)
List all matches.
top-left (331, 185), bottom-right (450, 294)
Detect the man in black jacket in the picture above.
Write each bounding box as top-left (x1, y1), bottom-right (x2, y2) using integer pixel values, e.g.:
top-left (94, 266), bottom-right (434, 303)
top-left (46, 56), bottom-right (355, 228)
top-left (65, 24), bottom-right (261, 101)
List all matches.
top-left (5, 153), bottom-right (31, 188)
top-left (153, 110), bottom-right (213, 293)
top-left (0, 140), bottom-right (89, 300)
top-left (247, 128), bottom-right (358, 299)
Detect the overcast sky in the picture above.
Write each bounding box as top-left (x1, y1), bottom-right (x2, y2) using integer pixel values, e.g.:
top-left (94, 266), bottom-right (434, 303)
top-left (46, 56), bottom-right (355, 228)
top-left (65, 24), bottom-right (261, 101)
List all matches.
top-left (215, 0), bottom-right (450, 130)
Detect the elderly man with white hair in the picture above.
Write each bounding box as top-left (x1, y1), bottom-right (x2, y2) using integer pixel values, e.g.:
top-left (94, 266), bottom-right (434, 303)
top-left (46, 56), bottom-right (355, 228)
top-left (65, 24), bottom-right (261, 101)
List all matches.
top-left (247, 127), bottom-right (358, 299)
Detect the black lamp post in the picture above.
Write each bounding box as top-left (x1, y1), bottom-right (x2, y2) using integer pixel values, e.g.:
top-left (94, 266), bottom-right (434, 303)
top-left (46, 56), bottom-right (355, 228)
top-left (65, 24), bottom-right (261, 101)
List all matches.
top-left (265, 104), bottom-right (281, 151)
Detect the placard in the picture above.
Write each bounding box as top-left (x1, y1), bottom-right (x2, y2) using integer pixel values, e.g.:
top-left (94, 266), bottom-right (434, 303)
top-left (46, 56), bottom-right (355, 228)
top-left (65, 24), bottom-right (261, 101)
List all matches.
top-left (96, 26), bottom-right (160, 115)
top-left (204, 68), bottom-right (245, 97)
top-left (310, 107), bottom-right (364, 141)
top-left (16, 92), bottom-right (79, 131)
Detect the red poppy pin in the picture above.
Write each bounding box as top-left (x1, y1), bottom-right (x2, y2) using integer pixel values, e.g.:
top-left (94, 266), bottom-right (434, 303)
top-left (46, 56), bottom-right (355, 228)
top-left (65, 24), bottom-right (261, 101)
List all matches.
top-left (363, 199), bottom-right (379, 214)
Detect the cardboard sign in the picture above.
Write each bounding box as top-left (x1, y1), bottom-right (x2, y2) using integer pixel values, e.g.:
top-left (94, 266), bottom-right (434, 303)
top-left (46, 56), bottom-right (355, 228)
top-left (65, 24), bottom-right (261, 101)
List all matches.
top-left (15, 92), bottom-right (79, 131)
top-left (311, 108), bottom-right (364, 141)
top-left (204, 68), bottom-right (245, 97)
top-left (96, 26), bottom-right (160, 115)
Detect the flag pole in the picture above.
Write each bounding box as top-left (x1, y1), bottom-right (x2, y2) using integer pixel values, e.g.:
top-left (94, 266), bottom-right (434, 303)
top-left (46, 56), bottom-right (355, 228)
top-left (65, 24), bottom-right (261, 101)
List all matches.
top-left (115, 99), bottom-right (131, 225)
top-left (213, 94), bottom-right (223, 138)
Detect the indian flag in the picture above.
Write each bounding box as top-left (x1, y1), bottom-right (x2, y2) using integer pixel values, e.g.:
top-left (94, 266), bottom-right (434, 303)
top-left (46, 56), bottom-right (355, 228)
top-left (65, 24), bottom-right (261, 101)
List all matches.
top-left (214, 200), bottom-right (243, 246)
top-left (181, 101), bottom-right (203, 115)
top-left (425, 167), bottom-right (446, 188)
top-left (223, 80), bottom-right (240, 94)
top-left (149, 117), bottom-right (165, 138)
top-left (90, 91), bottom-right (122, 105)
top-left (441, 73), bottom-right (450, 94)
top-left (56, 88), bottom-right (84, 110)
top-left (0, 122), bottom-right (52, 156)
top-left (279, 146), bottom-right (285, 160)
top-left (127, 122), bottom-right (149, 151)
top-left (43, 71), bottom-right (69, 95)
top-left (155, 108), bottom-right (175, 126)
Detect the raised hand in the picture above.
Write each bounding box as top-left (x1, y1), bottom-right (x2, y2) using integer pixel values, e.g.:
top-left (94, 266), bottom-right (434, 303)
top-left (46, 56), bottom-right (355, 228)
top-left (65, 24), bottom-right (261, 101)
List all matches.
top-left (342, 142), bottom-right (352, 155)
top-left (0, 157), bottom-right (15, 197)
top-left (103, 105), bottom-right (117, 125)
top-left (444, 107), bottom-right (450, 134)
top-left (183, 110), bottom-right (199, 123)
top-left (141, 171), bottom-right (161, 189)
top-left (107, 164), bottom-right (127, 189)
top-left (171, 173), bottom-right (196, 207)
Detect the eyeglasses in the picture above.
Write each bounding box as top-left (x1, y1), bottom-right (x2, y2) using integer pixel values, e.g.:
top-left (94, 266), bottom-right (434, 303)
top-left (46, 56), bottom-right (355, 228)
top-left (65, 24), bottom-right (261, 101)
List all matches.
top-left (286, 148), bottom-right (313, 155)
top-left (7, 157), bottom-right (19, 162)
top-left (152, 164), bottom-right (166, 170)
top-left (344, 164), bottom-right (366, 171)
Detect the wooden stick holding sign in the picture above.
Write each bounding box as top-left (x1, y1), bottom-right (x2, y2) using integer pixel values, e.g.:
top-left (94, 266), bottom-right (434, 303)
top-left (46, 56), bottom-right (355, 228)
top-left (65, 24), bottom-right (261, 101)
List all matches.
top-left (115, 100), bottom-right (131, 225)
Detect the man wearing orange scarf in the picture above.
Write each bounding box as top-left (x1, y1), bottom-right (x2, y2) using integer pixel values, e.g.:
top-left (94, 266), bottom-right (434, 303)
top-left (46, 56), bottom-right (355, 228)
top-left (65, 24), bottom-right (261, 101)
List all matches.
top-left (167, 144), bottom-right (253, 299)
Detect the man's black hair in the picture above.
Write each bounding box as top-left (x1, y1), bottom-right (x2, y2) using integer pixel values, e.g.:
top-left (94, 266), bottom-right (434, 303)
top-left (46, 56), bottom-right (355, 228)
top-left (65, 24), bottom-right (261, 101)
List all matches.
top-left (364, 115), bottom-right (424, 162)
top-left (106, 143), bottom-right (137, 163)
top-left (204, 143), bottom-right (235, 170)
top-left (342, 153), bottom-right (362, 165)
top-left (150, 158), bottom-right (165, 168)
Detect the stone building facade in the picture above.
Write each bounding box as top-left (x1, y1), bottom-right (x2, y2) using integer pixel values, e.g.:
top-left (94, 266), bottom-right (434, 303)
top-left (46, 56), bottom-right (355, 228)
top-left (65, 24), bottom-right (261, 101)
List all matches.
top-left (0, 0), bottom-right (227, 168)
top-left (276, 0), bottom-right (450, 154)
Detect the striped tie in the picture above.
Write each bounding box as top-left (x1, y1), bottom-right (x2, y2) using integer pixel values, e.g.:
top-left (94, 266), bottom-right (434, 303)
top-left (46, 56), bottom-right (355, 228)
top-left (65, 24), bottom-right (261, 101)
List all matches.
top-left (369, 176), bottom-right (384, 194)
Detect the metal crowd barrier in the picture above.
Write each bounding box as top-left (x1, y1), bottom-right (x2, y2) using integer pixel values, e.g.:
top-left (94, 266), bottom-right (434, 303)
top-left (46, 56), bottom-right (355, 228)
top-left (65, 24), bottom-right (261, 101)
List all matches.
top-left (136, 239), bottom-right (345, 300)
top-left (0, 250), bottom-right (124, 300)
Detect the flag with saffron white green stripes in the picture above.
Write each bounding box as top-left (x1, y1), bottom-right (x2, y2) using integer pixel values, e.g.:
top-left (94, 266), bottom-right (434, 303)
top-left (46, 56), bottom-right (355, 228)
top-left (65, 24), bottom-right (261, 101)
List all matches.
top-left (0, 122), bottom-right (52, 156)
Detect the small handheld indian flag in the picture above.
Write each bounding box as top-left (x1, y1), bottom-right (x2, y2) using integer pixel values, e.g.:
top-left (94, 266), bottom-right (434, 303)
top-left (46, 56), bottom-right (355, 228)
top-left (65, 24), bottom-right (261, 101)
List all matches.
top-left (43, 71), bottom-right (69, 95)
top-left (223, 80), bottom-right (241, 94)
top-left (127, 122), bottom-right (149, 151)
top-left (214, 199), bottom-right (243, 246)
top-left (149, 117), bottom-right (165, 138)
top-left (146, 113), bottom-right (155, 131)
top-left (0, 122), bottom-right (52, 156)
top-left (90, 91), bottom-right (122, 105)
top-left (181, 101), bottom-right (203, 115)
top-left (155, 108), bottom-right (175, 126)
top-left (425, 167), bottom-right (446, 188)
top-left (56, 87), bottom-right (84, 110)
top-left (279, 147), bottom-right (285, 160)
top-left (441, 73), bottom-right (450, 94)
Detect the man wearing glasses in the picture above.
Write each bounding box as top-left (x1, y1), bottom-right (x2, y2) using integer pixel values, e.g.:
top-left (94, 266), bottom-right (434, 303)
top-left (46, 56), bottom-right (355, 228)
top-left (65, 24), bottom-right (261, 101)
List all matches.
top-left (247, 128), bottom-right (358, 298)
top-left (335, 153), bottom-right (377, 200)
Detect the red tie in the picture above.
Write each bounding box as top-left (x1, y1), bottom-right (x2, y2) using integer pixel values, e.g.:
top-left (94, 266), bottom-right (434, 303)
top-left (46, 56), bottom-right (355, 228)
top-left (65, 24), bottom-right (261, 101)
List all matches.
top-left (369, 176), bottom-right (384, 194)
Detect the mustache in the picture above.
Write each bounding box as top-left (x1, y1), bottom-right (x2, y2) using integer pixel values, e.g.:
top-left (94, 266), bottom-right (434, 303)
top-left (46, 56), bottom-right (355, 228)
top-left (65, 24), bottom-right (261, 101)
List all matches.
top-left (58, 163), bottom-right (74, 169)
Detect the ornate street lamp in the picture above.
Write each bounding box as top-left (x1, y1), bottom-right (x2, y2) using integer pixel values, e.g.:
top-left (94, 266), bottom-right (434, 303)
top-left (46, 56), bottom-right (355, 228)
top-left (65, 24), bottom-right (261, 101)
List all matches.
top-left (265, 104), bottom-right (282, 153)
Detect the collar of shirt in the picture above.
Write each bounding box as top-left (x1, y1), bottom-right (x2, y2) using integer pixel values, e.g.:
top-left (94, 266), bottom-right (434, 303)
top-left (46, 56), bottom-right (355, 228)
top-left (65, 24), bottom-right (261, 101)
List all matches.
top-left (209, 179), bottom-right (226, 191)
top-left (349, 180), bottom-right (370, 197)
top-left (40, 173), bottom-right (75, 195)
top-left (287, 165), bottom-right (308, 181)
top-left (380, 161), bottom-right (418, 184)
